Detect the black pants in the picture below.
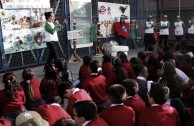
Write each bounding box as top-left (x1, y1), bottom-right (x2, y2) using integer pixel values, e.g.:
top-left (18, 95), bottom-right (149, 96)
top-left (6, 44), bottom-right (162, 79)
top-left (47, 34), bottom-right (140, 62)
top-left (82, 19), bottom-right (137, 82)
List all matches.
top-left (144, 33), bottom-right (155, 50)
top-left (175, 35), bottom-right (183, 42)
top-left (159, 35), bottom-right (168, 47)
top-left (46, 41), bottom-right (59, 66)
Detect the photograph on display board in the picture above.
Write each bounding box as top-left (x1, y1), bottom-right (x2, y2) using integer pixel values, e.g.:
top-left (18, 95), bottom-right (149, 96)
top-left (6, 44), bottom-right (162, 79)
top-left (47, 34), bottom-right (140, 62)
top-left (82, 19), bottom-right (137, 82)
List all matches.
top-left (98, 2), bottom-right (130, 38)
top-left (0, 8), bottom-right (52, 54)
top-left (69, 0), bottom-right (92, 48)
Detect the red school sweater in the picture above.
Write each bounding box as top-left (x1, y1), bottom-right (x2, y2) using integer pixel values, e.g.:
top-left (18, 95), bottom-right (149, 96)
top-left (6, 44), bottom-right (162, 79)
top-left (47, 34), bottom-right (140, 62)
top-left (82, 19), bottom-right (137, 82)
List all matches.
top-left (100, 105), bottom-right (135, 126)
top-left (122, 62), bottom-right (136, 79)
top-left (79, 65), bottom-right (91, 86)
top-left (40, 76), bottom-right (62, 98)
top-left (102, 62), bottom-right (114, 88)
top-left (114, 22), bottom-right (130, 38)
top-left (124, 95), bottom-right (146, 119)
top-left (36, 103), bottom-right (71, 126)
top-left (84, 75), bottom-right (108, 104)
top-left (87, 116), bottom-right (109, 126)
top-left (20, 79), bottom-right (42, 101)
top-left (0, 89), bottom-right (26, 113)
top-left (138, 104), bottom-right (181, 126)
top-left (67, 89), bottom-right (92, 117)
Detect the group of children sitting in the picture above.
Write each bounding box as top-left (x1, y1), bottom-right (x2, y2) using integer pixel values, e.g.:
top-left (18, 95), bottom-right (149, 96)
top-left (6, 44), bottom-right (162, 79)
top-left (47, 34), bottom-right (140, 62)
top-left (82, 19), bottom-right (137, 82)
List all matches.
top-left (0, 42), bottom-right (194, 126)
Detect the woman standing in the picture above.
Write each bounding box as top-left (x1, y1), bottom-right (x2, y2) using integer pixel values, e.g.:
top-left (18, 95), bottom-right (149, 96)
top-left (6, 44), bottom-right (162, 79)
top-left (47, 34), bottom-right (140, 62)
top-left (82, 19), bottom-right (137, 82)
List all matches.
top-left (44, 11), bottom-right (66, 67)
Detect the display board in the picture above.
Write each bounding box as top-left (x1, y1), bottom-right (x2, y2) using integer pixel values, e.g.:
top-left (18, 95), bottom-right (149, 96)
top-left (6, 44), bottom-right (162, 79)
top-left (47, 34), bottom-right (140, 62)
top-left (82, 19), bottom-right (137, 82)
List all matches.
top-left (0, 0), bottom-right (51, 54)
top-left (98, 2), bottom-right (130, 38)
top-left (0, 8), bottom-right (52, 54)
top-left (69, 0), bottom-right (93, 48)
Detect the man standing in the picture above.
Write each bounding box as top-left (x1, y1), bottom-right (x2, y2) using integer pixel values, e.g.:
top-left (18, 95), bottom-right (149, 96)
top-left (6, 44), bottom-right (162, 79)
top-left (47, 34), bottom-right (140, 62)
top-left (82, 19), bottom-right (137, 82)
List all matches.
top-left (159, 15), bottom-right (170, 48)
top-left (144, 15), bottom-right (155, 51)
top-left (174, 15), bottom-right (185, 44)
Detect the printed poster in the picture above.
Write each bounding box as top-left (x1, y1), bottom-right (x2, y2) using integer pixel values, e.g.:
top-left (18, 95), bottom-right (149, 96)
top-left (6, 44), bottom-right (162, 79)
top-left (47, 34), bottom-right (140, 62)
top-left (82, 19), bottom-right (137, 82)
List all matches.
top-left (98, 2), bottom-right (130, 38)
top-left (0, 8), bottom-right (52, 54)
top-left (69, 0), bottom-right (92, 48)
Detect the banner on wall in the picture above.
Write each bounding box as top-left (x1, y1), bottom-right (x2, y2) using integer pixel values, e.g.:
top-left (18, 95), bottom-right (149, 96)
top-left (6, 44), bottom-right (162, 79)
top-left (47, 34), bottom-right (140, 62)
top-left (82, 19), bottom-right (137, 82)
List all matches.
top-left (1, 0), bottom-right (50, 9)
top-left (0, 8), bottom-right (52, 54)
top-left (98, 2), bottom-right (130, 38)
top-left (69, 0), bottom-right (92, 48)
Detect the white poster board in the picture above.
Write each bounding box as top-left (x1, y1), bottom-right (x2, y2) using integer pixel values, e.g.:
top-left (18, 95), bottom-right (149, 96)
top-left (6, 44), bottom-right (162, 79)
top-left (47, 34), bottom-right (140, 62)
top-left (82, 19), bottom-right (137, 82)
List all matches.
top-left (69, 0), bottom-right (93, 48)
top-left (0, 8), bottom-right (52, 54)
top-left (98, 2), bottom-right (130, 38)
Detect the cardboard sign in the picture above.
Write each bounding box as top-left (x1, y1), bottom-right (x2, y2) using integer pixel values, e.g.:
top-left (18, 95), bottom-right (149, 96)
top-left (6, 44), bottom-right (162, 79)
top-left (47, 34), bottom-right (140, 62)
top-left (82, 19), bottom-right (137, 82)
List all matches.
top-left (67, 30), bottom-right (83, 40)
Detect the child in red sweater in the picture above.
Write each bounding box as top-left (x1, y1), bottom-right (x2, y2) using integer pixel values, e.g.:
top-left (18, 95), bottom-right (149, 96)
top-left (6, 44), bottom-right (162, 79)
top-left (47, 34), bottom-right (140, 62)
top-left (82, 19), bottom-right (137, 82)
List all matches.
top-left (100, 84), bottom-right (135, 126)
top-left (119, 52), bottom-right (136, 79)
top-left (102, 55), bottom-right (114, 88)
top-left (73, 100), bottom-right (109, 126)
top-left (138, 84), bottom-right (181, 126)
top-left (36, 96), bottom-right (71, 126)
top-left (122, 79), bottom-right (146, 122)
top-left (40, 64), bottom-right (62, 103)
top-left (78, 56), bottom-right (92, 88)
top-left (84, 60), bottom-right (109, 112)
top-left (0, 72), bottom-right (26, 124)
top-left (57, 82), bottom-right (92, 117)
top-left (20, 68), bottom-right (46, 110)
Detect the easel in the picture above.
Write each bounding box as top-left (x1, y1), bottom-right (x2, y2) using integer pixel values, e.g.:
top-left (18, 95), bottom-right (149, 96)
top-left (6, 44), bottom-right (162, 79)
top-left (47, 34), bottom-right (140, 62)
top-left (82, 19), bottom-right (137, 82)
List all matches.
top-left (67, 15), bottom-right (82, 63)
top-left (96, 22), bottom-right (103, 56)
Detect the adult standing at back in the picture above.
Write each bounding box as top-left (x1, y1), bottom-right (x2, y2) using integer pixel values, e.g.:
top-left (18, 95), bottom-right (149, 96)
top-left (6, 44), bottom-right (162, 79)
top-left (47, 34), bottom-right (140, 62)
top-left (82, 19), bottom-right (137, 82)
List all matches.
top-left (144, 15), bottom-right (155, 51)
top-left (44, 11), bottom-right (66, 68)
top-left (174, 15), bottom-right (185, 44)
top-left (187, 15), bottom-right (194, 52)
top-left (159, 15), bottom-right (170, 48)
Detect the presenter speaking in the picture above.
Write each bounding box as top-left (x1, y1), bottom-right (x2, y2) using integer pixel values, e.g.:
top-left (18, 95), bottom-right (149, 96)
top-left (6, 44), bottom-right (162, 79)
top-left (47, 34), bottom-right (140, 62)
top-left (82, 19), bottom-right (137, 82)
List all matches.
top-left (44, 11), bottom-right (66, 68)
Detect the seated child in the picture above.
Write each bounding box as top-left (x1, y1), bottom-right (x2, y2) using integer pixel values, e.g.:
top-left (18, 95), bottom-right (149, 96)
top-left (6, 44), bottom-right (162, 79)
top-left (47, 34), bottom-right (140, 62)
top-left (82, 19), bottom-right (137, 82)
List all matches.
top-left (138, 84), bottom-right (181, 126)
top-left (73, 100), bottom-right (108, 126)
top-left (99, 84), bottom-right (135, 126)
top-left (122, 79), bottom-right (146, 120)
top-left (57, 82), bottom-right (92, 117)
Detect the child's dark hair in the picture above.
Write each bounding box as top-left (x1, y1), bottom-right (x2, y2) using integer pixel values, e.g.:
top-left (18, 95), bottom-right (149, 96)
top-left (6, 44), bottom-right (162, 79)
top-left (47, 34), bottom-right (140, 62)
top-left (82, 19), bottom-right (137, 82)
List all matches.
top-left (149, 84), bottom-right (169, 105)
top-left (108, 84), bottom-right (126, 104)
top-left (137, 52), bottom-right (145, 60)
top-left (130, 57), bottom-right (139, 65)
top-left (44, 64), bottom-right (58, 80)
top-left (3, 72), bottom-right (21, 99)
top-left (89, 60), bottom-right (101, 74)
top-left (83, 56), bottom-right (92, 65)
top-left (57, 82), bottom-right (74, 99)
top-left (22, 68), bottom-right (35, 101)
top-left (74, 100), bottom-right (97, 121)
top-left (103, 54), bottom-right (112, 63)
top-left (45, 11), bottom-right (53, 20)
top-left (122, 79), bottom-right (138, 96)
top-left (133, 64), bottom-right (146, 76)
top-left (119, 51), bottom-right (128, 62)
top-left (22, 68), bottom-right (35, 81)
top-left (53, 118), bottom-right (76, 126)
top-left (56, 58), bottom-right (70, 82)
